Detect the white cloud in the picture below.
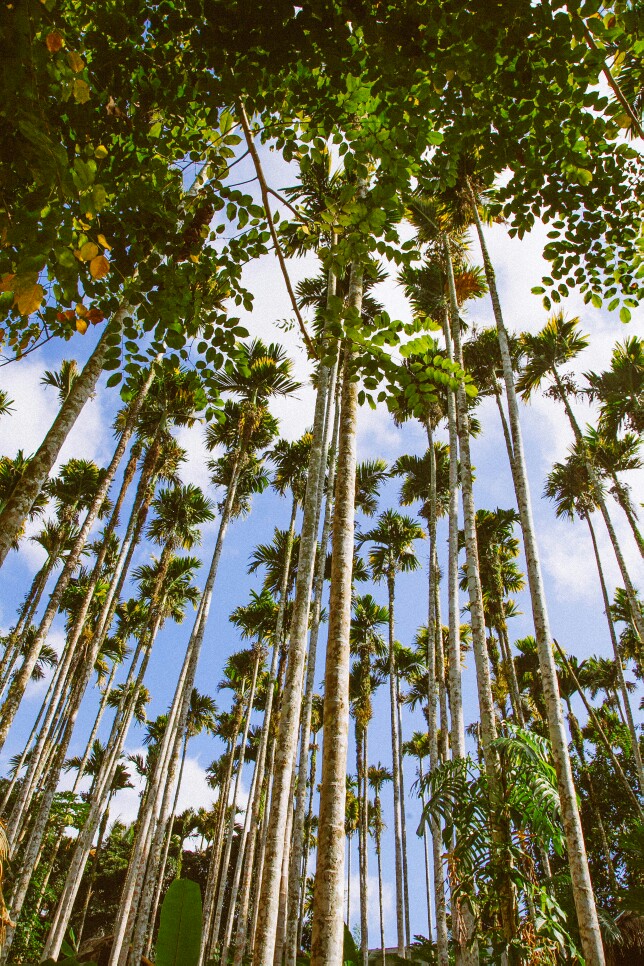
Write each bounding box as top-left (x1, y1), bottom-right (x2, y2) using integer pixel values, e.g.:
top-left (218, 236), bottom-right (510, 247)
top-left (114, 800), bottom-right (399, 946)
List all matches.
top-left (0, 357), bottom-right (109, 468)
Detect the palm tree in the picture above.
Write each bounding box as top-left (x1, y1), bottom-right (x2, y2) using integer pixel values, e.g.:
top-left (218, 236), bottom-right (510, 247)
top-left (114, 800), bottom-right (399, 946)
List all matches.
top-left (368, 764), bottom-right (393, 966)
top-left (43, 496), bottom-right (209, 963)
top-left (584, 335), bottom-right (643, 437)
top-left (358, 509), bottom-right (425, 956)
top-left (40, 359), bottom-right (81, 402)
top-left (518, 312), bottom-right (644, 645)
top-left (461, 175), bottom-right (605, 965)
top-left (238, 437), bottom-right (312, 966)
top-left (350, 594), bottom-right (388, 966)
top-left (0, 450), bottom-right (50, 550)
top-left (144, 688), bottom-right (217, 958)
top-left (545, 450), bottom-right (644, 793)
top-left (582, 426), bottom-right (644, 557)
top-left (461, 507), bottom-right (526, 725)
top-left (0, 390), bottom-right (13, 417)
top-left (190, 340), bottom-right (299, 966)
top-left (253, 318), bottom-right (339, 966)
top-left (0, 375), bottom-right (159, 752)
top-left (403, 732), bottom-right (433, 940)
top-left (309, 246), bottom-right (364, 966)
top-left (207, 600), bottom-right (271, 960)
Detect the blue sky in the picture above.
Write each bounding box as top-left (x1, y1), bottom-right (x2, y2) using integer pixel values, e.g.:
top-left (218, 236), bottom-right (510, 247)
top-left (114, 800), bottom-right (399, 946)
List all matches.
top-left (0, 144), bottom-right (642, 946)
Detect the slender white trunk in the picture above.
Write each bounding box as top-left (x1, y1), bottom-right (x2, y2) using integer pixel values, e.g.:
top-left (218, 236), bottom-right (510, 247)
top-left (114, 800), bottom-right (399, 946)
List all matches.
top-left (232, 491), bottom-right (300, 966)
top-left (253, 303), bottom-right (333, 965)
top-left (284, 363), bottom-right (341, 966)
top-left (469, 186), bottom-right (605, 965)
top-left (585, 514), bottom-right (644, 790)
top-left (209, 653), bottom-right (261, 957)
top-left (310, 259), bottom-right (363, 966)
top-left (42, 635), bottom-right (151, 960)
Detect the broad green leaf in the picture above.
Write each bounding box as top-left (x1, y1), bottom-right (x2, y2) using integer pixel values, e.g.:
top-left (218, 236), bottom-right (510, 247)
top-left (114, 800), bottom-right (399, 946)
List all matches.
top-left (156, 879), bottom-right (202, 966)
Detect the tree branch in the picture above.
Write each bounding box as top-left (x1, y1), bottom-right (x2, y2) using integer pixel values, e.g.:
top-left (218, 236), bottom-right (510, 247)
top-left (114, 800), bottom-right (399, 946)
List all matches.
top-left (236, 100), bottom-right (318, 360)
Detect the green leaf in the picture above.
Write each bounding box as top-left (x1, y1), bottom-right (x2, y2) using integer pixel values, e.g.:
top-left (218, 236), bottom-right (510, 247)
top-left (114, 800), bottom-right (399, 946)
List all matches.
top-left (619, 306), bottom-right (631, 323)
top-left (156, 879), bottom-right (202, 966)
top-left (343, 923), bottom-right (359, 965)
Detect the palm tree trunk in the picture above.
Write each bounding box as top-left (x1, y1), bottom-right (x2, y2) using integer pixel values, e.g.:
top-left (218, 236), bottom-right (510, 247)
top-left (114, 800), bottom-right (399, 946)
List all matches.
top-left (297, 733), bottom-right (319, 952)
top-left (554, 641), bottom-right (642, 815)
top-left (274, 793), bottom-right (295, 966)
top-left (231, 639), bottom-right (282, 966)
top-left (0, 363), bottom-right (155, 750)
top-left (284, 363), bottom-right (341, 966)
top-left (469, 183), bottom-right (606, 965)
top-left (2, 660), bottom-right (90, 961)
top-left (0, 311), bottom-right (128, 569)
top-left (346, 830), bottom-right (352, 926)
top-left (310, 256), bottom-right (363, 966)
top-left (553, 365), bottom-right (644, 645)
top-left (417, 757), bottom-right (433, 940)
top-left (76, 797), bottom-right (112, 948)
top-left (209, 654), bottom-right (261, 958)
top-left (566, 704), bottom-right (619, 893)
top-left (608, 476), bottom-right (644, 558)
top-left (253, 295), bottom-right (334, 966)
top-left (249, 731), bottom-right (278, 955)
top-left (444, 248), bottom-right (517, 953)
top-left (359, 724), bottom-right (369, 966)
top-left (385, 577), bottom-right (406, 958)
top-left (71, 661), bottom-right (120, 795)
top-left (110, 628), bottom-right (197, 966)
top-left (375, 817), bottom-right (386, 966)
top-left (219, 711), bottom-right (266, 965)
top-left (0, 553), bottom-right (57, 697)
top-left (396, 676), bottom-right (411, 948)
top-left (144, 731), bottom-right (189, 960)
top-left (42, 634), bottom-right (152, 960)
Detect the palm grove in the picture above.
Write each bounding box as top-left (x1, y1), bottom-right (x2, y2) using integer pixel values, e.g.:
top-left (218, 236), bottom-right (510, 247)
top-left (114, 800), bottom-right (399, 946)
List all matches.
top-left (0, 2), bottom-right (642, 965)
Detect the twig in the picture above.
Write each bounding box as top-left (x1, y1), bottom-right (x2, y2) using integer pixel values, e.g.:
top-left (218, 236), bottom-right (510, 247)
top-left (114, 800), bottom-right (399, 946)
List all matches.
top-left (236, 100), bottom-right (318, 359)
top-left (580, 20), bottom-right (644, 140)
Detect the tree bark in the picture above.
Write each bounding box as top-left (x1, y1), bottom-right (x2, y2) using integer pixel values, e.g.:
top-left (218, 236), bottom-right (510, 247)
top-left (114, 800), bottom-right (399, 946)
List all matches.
top-left (310, 260), bottom-right (363, 966)
top-left (469, 183), bottom-right (605, 966)
top-left (284, 359), bottom-right (340, 966)
top-left (253, 296), bottom-right (333, 966)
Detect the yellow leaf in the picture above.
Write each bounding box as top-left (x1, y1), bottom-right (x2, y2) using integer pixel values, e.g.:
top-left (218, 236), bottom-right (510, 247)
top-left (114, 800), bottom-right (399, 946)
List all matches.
top-left (97, 233), bottom-right (112, 250)
top-left (46, 31), bottom-right (64, 53)
top-left (73, 79), bottom-right (90, 104)
top-left (0, 274), bottom-right (16, 293)
top-left (76, 318), bottom-right (88, 334)
top-left (76, 303), bottom-right (88, 318)
top-left (79, 242), bottom-right (98, 262)
top-left (14, 283), bottom-right (45, 316)
top-left (89, 255), bottom-right (110, 279)
top-left (94, 145), bottom-right (108, 159)
top-left (189, 254), bottom-right (200, 263)
top-left (66, 50), bottom-right (85, 73)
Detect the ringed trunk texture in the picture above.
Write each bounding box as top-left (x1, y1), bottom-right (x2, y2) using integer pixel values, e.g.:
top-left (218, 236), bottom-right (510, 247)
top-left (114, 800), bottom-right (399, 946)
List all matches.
top-left (252, 319), bottom-right (333, 965)
top-left (310, 261), bottom-right (363, 966)
top-left (284, 360), bottom-right (340, 966)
